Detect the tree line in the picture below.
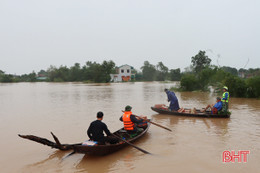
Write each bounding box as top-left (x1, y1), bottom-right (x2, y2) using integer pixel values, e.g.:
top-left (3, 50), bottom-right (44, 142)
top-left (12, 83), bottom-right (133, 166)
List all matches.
top-left (179, 50), bottom-right (260, 98)
top-left (0, 51), bottom-right (260, 98)
top-left (0, 60), bottom-right (182, 83)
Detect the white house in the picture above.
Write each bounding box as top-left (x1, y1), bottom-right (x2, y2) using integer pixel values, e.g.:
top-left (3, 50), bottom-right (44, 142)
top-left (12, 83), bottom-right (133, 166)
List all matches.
top-left (110, 64), bottom-right (135, 82)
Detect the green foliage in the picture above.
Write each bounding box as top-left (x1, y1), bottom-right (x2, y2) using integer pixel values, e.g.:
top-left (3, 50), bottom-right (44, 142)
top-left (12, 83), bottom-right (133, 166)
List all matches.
top-left (45, 60), bottom-right (115, 83)
top-left (191, 50), bottom-right (211, 73)
top-left (156, 62), bottom-right (169, 81)
top-left (180, 60), bottom-right (260, 99)
top-left (246, 76), bottom-right (260, 98)
top-left (69, 63), bottom-right (82, 81)
top-left (221, 66), bottom-right (238, 76)
top-left (141, 61), bottom-right (156, 81)
top-left (180, 67), bottom-right (217, 91)
top-left (47, 65), bottom-right (70, 82)
top-left (169, 68), bottom-right (181, 81)
top-left (1, 55), bottom-right (260, 100)
top-left (82, 60), bottom-right (115, 83)
top-left (210, 68), bottom-right (227, 84)
top-left (197, 67), bottom-right (216, 90)
top-left (134, 72), bottom-right (143, 81)
top-left (180, 74), bottom-right (200, 91)
top-left (222, 75), bottom-right (247, 97)
top-left (53, 78), bottom-right (64, 82)
top-left (101, 60), bottom-right (116, 82)
top-left (0, 74), bottom-right (14, 82)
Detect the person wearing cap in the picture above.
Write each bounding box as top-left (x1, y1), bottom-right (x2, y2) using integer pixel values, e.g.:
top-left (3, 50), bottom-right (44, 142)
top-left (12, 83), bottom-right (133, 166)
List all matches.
top-left (119, 105), bottom-right (145, 134)
top-left (87, 111), bottom-right (118, 145)
top-left (221, 86), bottom-right (230, 110)
top-left (201, 97), bottom-right (223, 114)
top-left (164, 89), bottom-right (181, 111)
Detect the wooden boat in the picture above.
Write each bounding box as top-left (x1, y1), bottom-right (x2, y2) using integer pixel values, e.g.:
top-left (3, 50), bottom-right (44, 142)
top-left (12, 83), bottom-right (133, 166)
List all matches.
top-left (19, 122), bottom-right (151, 156)
top-left (151, 105), bottom-right (230, 118)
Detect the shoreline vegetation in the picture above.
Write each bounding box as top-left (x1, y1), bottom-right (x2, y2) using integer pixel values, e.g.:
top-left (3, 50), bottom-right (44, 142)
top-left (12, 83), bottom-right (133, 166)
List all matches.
top-left (1, 50), bottom-right (260, 98)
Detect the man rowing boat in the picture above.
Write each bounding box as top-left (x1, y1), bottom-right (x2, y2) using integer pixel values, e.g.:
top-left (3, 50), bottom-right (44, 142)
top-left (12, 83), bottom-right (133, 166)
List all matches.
top-left (120, 105), bottom-right (147, 134)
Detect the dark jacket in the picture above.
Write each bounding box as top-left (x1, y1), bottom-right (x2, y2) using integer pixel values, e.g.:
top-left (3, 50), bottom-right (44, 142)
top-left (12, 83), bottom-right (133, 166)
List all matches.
top-left (166, 90), bottom-right (180, 111)
top-left (87, 120), bottom-right (111, 142)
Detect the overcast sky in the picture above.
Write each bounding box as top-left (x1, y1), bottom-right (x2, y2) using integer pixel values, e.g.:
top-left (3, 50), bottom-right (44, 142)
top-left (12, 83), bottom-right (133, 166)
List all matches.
top-left (0, 0), bottom-right (259, 75)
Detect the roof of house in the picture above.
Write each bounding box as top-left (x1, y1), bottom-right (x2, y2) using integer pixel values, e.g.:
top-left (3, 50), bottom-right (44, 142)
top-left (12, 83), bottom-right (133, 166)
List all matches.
top-left (118, 64), bottom-right (134, 69)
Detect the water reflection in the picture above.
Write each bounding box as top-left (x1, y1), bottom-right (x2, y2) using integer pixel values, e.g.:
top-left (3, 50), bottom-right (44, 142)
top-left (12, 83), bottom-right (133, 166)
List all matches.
top-left (1, 82), bottom-right (260, 173)
top-left (75, 133), bottom-right (151, 173)
top-left (22, 150), bottom-right (68, 172)
top-left (76, 146), bottom-right (149, 173)
top-left (151, 114), bottom-right (230, 137)
top-left (76, 155), bottom-right (113, 173)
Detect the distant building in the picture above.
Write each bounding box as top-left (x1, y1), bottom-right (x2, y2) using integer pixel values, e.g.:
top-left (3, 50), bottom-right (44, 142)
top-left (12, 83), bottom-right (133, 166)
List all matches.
top-left (36, 73), bottom-right (47, 80)
top-left (238, 71), bottom-right (245, 78)
top-left (110, 64), bottom-right (135, 82)
top-left (36, 70), bottom-right (48, 80)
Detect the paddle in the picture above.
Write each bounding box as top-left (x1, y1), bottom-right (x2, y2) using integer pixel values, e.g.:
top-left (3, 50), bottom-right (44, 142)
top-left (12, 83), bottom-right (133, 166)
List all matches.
top-left (134, 115), bottom-right (172, 132)
top-left (111, 133), bottom-right (151, 154)
top-left (121, 111), bottom-right (172, 132)
top-left (146, 119), bottom-right (172, 132)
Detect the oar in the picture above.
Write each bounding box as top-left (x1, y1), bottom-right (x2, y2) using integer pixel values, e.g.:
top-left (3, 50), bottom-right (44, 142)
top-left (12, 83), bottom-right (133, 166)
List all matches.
top-left (147, 120), bottom-right (172, 132)
top-left (134, 115), bottom-right (172, 132)
top-left (111, 134), bottom-right (151, 154)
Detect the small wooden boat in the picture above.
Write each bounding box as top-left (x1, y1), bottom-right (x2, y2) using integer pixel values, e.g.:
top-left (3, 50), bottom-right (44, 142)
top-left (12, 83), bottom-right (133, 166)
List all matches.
top-left (151, 105), bottom-right (230, 118)
top-left (19, 122), bottom-right (150, 156)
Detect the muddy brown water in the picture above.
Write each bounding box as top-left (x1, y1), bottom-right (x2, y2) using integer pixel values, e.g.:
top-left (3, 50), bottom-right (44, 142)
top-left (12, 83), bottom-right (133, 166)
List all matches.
top-left (0, 82), bottom-right (259, 173)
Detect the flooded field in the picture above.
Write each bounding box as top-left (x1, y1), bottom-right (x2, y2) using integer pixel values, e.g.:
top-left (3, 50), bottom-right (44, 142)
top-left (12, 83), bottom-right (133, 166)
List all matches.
top-left (0, 82), bottom-right (259, 173)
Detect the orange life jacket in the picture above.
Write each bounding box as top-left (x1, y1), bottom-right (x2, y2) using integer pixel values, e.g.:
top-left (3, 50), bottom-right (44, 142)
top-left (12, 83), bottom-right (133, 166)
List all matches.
top-left (122, 111), bottom-right (134, 130)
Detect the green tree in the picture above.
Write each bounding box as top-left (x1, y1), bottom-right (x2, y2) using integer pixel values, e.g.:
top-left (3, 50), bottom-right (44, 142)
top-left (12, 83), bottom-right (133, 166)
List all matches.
top-left (82, 60), bottom-right (115, 83)
top-left (191, 50), bottom-right (211, 73)
top-left (169, 68), bottom-right (181, 81)
top-left (47, 65), bottom-right (57, 81)
top-left (69, 63), bottom-right (82, 81)
top-left (246, 76), bottom-right (260, 98)
top-left (100, 60), bottom-right (116, 82)
top-left (222, 75), bottom-right (247, 97)
top-left (27, 71), bottom-right (37, 82)
top-left (47, 65), bottom-right (70, 82)
top-left (1, 74), bottom-right (14, 82)
top-left (221, 66), bottom-right (238, 76)
top-left (83, 61), bottom-right (100, 82)
top-left (141, 61), bottom-right (156, 81)
top-left (197, 67), bottom-right (217, 90)
top-left (134, 71), bottom-right (143, 81)
top-left (156, 61), bottom-right (168, 81)
top-left (180, 74), bottom-right (200, 91)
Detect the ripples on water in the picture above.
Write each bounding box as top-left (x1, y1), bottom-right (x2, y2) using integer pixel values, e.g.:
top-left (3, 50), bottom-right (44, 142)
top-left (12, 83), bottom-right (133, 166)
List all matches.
top-left (0, 82), bottom-right (259, 173)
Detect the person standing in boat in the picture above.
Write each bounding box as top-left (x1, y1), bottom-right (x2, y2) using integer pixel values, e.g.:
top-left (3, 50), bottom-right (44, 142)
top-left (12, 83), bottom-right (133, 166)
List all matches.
top-left (87, 111), bottom-right (118, 145)
top-left (120, 105), bottom-right (146, 134)
top-left (164, 89), bottom-right (182, 112)
top-left (221, 86), bottom-right (230, 111)
top-left (201, 97), bottom-right (223, 114)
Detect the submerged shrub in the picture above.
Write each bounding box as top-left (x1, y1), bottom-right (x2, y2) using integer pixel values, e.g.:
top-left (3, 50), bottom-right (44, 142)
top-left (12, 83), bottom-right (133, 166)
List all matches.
top-left (222, 75), bottom-right (247, 97)
top-left (246, 76), bottom-right (260, 98)
top-left (180, 74), bottom-right (200, 91)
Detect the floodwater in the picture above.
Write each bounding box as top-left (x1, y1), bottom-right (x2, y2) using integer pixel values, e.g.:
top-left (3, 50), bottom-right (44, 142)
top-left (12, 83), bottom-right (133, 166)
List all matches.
top-left (0, 82), bottom-right (259, 173)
